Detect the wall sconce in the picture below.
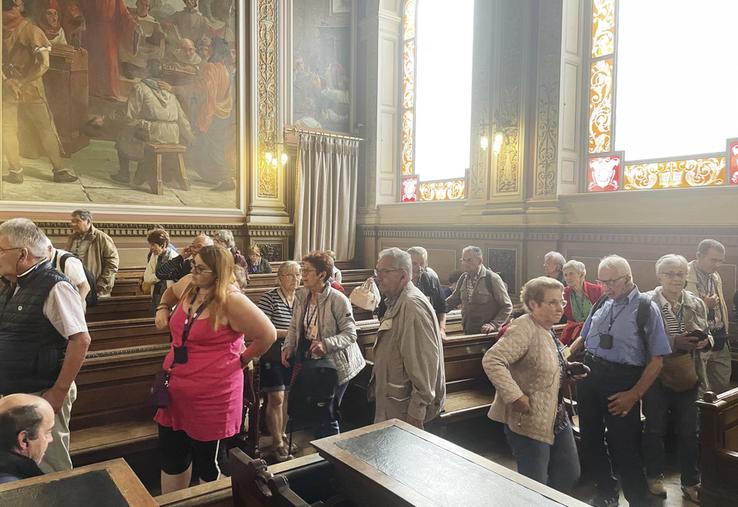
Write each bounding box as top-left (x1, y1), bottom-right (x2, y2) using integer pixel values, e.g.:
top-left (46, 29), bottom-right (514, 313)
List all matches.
top-left (492, 132), bottom-right (504, 155)
top-left (479, 121), bottom-right (489, 151)
top-left (263, 146), bottom-right (289, 167)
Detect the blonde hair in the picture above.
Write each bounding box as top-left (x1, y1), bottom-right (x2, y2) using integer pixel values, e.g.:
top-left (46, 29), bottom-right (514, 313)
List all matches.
top-left (185, 245), bottom-right (234, 330)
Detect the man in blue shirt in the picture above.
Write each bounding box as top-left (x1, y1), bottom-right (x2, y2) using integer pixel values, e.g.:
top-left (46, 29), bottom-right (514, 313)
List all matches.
top-left (579, 255), bottom-right (671, 507)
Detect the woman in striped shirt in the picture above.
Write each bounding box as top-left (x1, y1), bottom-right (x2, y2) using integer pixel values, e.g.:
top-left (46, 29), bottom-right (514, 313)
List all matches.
top-left (643, 254), bottom-right (711, 503)
top-left (257, 261), bottom-right (301, 461)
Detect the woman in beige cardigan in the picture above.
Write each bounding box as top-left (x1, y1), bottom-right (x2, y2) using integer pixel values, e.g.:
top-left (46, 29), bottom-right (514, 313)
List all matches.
top-left (483, 276), bottom-right (585, 493)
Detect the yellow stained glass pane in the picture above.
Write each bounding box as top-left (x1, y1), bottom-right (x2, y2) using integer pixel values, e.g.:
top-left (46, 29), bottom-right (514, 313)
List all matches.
top-left (588, 58), bottom-right (613, 153)
top-left (402, 39), bottom-right (415, 109)
top-left (623, 157), bottom-right (725, 190)
top-left (401, 109), bottom-right (414, 175)
top-left (592, 0), bottom-right (615, 58)
top-left (403, 0), bottom-right (416, 40)
top-left (418, 178), bottom-right (466, 201)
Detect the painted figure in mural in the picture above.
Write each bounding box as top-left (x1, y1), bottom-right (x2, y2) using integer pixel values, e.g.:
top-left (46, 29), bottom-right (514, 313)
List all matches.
top-left (2, 0), bottom-right (78, 184)
top-left (186, 36), bottom-right (234, 191)
top-left (112, 59), bottom-right (194, 184)
top-left (33, 0), bottom-right (67, 45)
top-left (163, 0), bottom-right (209, 48)
top-left (292, 54), bottom-right (323, 129)
top-left (169, 37), bottom-right (201, 73)
top-left (75, 0), bottom-right (138, 101)
top-left (320, 62), bottom-right (350, 132)
top-left (120, 0), bottom-right (165, 80)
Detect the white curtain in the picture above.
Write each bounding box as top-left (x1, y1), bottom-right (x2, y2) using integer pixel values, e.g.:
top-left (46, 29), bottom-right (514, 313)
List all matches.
top-left (293, 133), bottom-right (359, 260)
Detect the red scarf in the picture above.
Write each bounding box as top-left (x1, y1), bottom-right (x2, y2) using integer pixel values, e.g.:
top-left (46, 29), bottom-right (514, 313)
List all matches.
top-left (3, 10), bottom-right (25, 37)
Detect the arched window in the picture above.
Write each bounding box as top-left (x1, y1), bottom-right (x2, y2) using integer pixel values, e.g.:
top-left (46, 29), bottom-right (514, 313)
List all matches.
top-left (587, 0), bottom-right (738, 192)
top-left (400, 0), bottom-right (475, 202)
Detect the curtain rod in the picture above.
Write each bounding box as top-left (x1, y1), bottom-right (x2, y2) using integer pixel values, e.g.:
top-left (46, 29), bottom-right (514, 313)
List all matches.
top-left (284, 127), bottom-right (363, 142)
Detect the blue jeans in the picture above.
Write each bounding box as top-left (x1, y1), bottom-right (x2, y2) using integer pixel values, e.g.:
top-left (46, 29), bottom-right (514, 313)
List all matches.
top-left (313, 381), bottom-right (349, 439)
top-left (642, 380), bottom-right (700, 487)
top-left (504, 422), bottom-right (580, 493)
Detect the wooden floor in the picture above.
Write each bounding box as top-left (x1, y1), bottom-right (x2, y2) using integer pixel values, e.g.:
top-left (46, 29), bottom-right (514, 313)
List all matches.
top-left (445, 417), bottom-right (699, 507)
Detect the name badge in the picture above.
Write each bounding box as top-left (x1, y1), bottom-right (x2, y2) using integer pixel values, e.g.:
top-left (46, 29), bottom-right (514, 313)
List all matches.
top-left (379, 318), bottom-right (393, 331)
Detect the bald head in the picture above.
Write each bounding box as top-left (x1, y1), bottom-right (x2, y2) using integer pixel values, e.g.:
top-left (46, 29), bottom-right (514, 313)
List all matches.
top-left (0, 394), bottom-right (55, 463)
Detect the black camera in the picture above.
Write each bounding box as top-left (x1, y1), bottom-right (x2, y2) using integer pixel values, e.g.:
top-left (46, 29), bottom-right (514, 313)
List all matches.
top-left (173, 346), bottom-right (188, 364)
top-left (686, 329), bottom-right (708, 341)
top-left (566, 362), bottom-right (590, 376)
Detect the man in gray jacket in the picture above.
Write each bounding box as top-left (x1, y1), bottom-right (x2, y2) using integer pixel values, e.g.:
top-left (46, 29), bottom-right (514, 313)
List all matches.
top-left (372, 247), bottom-right (445, 429)
top-left (446, 245), bottom-right (513, 335)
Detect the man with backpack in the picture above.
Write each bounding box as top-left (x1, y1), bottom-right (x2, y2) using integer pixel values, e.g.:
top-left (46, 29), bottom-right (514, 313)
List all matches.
top-left (578, 255), bottom-right (672, 507)
top-left (445, 245), bottom-right (512, 335)
top-left (44, 238), bottom-right (93, 310)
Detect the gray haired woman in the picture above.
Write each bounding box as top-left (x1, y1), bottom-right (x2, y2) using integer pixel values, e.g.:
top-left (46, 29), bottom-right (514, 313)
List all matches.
top-left (642, 254), bottom-right (710, 503)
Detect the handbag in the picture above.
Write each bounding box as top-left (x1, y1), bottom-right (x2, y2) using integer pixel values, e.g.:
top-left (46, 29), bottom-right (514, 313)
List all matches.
top-left (349, 278), bottom-right (381, 311)
top-left (659, 353), bottom-right (698, 392)
top-left (287, 358), bottom-right (339, 426)
top-left (151, 370), bottom-right (171, 408)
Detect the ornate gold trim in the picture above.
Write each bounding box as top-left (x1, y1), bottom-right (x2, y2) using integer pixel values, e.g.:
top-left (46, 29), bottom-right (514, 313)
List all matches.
top-left (257, 0), bottom-right (279, 199)
top-left (35, 222), bottom-right (248, 238)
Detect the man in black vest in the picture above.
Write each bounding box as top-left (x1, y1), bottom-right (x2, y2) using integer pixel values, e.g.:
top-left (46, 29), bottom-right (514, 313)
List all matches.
top-left (0, 218), bottom-right (90, 473)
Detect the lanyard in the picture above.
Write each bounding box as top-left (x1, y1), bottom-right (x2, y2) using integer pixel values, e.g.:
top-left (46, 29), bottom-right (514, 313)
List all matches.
top-left (181, 288), bottom-right (208, 346)
top-left (607, 300), bottom-right (628, 333)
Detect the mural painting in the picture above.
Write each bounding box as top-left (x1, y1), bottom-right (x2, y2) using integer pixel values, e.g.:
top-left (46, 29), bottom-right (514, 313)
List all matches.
top-left (1, 0), bottom-right (241, 209)
top-left (292, 0), bottom-right (352, 133)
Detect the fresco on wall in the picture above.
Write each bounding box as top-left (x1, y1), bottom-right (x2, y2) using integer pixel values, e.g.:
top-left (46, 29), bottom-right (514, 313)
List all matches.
top-left (1, 0), bottom-right (240, 209)
top-left (292, 0), bottom-right (352, 133)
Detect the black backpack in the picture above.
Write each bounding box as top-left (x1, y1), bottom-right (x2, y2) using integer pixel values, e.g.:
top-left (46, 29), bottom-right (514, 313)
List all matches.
top-left (57, 252), bottom-right (98, 307)
top-left (287, 358), bottom-right (339, 427)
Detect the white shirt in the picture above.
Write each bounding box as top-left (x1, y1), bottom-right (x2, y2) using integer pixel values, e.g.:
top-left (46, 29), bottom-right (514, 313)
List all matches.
top-left (52, 249), bottom-right (87, 288)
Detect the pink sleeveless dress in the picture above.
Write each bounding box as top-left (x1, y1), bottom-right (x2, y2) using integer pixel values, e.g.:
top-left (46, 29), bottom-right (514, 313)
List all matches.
top-left (154, 304), bottom-right (245, 441)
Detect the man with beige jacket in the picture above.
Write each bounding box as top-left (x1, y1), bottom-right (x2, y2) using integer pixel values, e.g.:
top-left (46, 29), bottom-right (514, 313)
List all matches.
top-left (686, 239), bottom-right (732, 394)
top-left (371, 247), bottom-right (445, 429)
top-left (66, 210), bottom-right (119, 298)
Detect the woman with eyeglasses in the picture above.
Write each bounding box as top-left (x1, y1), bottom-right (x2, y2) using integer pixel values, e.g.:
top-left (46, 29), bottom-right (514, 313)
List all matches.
top-left (641, 254), bottom-right (710, 503)
top-left (256, 260), bottom-right (301, 461)
top-left (154, 245), bottom-right (276, 493)
top-left (560, 260), bottom-right (603, 346)
top-left (281, 251), bottom-right (365, 437)
top-left (483, 276), bottom-right (585, 493)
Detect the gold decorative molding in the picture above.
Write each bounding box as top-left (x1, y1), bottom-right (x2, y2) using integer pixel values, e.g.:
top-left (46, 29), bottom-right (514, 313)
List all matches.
top-left (257, 0), bottom-right (279, 199)
top-left (533, 0), bottom-right (561, 198)
top-left (34, 222), bottom-right (248, 238)
top-left (494, 0), bottom-right (525, 196)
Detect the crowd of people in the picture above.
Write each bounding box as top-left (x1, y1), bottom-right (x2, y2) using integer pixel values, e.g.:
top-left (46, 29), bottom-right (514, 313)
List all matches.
top-left (0, 213), bottom-right (735, 506)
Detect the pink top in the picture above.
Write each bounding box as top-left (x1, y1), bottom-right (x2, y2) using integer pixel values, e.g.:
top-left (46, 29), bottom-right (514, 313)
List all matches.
top-left (154, 303), bottom-right (245, 441)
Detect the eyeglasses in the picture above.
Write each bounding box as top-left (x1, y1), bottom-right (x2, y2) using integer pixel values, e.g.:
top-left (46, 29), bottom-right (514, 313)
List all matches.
top-left (597, 275), bottom-right (628, 287)
top-left (460, 257), bottom-right (475, 263)
top-left (374, 268), bottom-right (402, 277)
top-left (280, 273), bottom-right (301, 279)
top-left (190, 263), bottom-right (213, 274)
top-left (659, 271), bottom-right (687, 279)
top-left (0, 246), bottom-right (22, 255)
top-left (300, 268), bottom-right (316, 274)
top-left (544, 299), bottom-right (567, 308)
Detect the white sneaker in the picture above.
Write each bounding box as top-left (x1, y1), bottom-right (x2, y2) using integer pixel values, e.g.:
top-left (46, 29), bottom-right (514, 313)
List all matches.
top-left (647, 477), bottom-right (667, 498)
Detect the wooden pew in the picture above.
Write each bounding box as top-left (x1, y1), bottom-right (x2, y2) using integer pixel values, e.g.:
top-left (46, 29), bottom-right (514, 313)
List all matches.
top-left (88, 318), bottom-right (169, 351)
top-left (697, 387), bottom-right (738, 506)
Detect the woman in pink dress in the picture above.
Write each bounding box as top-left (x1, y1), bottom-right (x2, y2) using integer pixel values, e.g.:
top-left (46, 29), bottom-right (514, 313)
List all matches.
top-left (154, 245), bottom-right (276, 493)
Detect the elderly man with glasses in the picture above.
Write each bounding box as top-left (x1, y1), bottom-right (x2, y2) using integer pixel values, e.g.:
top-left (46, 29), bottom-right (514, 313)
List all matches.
top-left (577, 255), bottom-right (671, 507)
top-left (686, 239), bottom-right (731, 394)
top-left (156, 233), bottom-right (214, 283)
top-left (445, 246), bottom-right (512, 335)
top-left (372, 247), bottom-right (445, 430)
top-left (0, 219), bottom-right (91, 474)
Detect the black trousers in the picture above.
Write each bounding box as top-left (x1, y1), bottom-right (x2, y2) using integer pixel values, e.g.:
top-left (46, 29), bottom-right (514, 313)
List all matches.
top-left (579, 354), bottom-right (649, 504)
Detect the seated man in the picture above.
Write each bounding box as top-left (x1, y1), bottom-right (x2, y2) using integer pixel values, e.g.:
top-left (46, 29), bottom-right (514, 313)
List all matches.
top-left (445, 246), bottom-right (512, 335)
top-left (0, 394), bottom-right (55, 484)
top-left (156, 233), bottom-right (213, 282)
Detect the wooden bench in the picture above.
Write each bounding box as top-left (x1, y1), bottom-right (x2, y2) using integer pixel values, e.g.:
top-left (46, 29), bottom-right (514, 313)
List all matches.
top-left (134, 143), bottom-right (190, 195)
top-left (697, 387), bottom-right (738, 506)
top-left (88, 318), bottom-right (169, 351)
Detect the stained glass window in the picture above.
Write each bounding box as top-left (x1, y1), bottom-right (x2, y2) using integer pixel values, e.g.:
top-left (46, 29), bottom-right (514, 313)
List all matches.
top-left (587, 0), bottom-right (734, 192)
top-left (400, 0), bottom-right (471, 201)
